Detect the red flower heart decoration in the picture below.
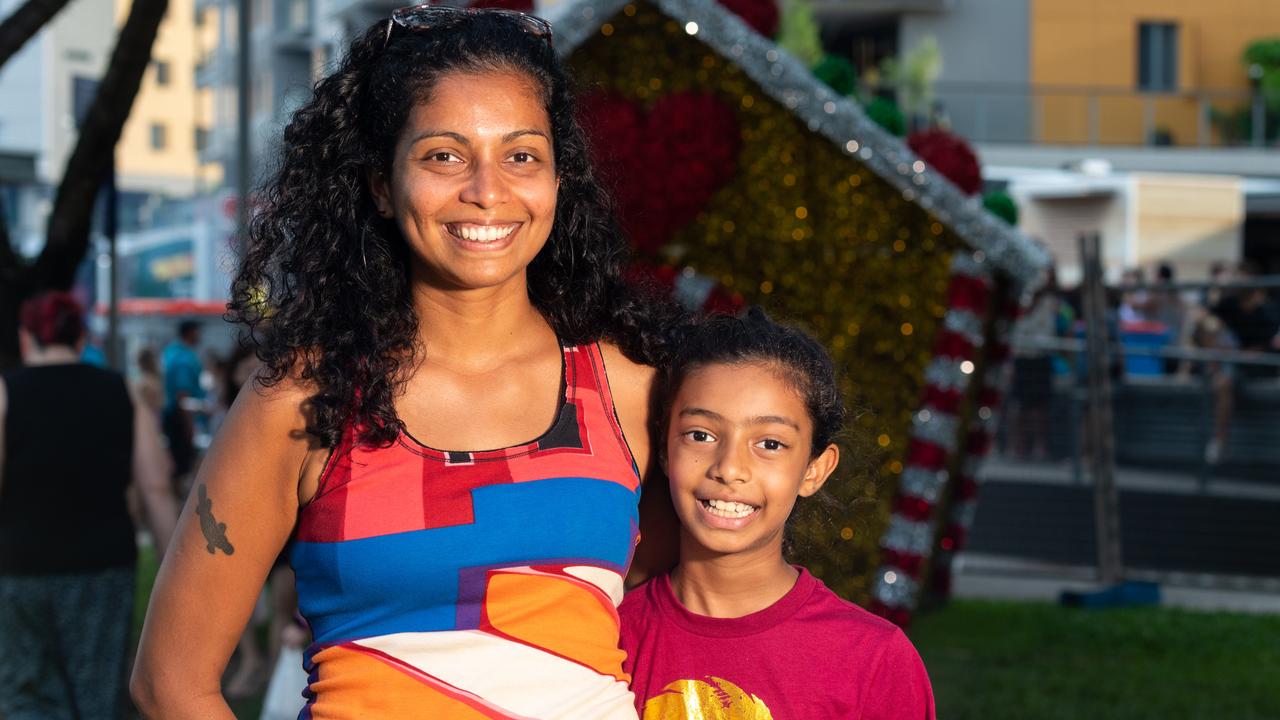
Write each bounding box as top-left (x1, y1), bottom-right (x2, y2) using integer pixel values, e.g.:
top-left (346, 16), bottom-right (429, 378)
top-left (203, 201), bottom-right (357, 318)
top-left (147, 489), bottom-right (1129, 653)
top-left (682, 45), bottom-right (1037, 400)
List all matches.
top-left (578, 91), bottom-right (742, 256)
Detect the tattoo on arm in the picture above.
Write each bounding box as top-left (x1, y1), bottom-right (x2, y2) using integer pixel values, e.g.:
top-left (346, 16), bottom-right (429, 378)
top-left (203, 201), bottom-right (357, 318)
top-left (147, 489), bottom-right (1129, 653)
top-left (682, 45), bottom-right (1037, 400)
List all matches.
top-left (196, 484), bottom-right (235, 556)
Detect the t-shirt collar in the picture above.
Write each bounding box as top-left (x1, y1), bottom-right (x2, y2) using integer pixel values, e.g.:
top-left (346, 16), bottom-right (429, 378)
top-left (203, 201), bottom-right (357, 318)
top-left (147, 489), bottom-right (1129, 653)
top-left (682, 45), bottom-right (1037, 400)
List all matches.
top-left (655, 565), bottom-right (818, 638)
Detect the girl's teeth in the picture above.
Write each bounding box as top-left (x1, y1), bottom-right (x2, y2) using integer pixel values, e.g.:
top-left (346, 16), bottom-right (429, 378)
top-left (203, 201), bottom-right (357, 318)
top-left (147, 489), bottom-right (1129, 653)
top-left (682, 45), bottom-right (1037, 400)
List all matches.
top-left (703, 499), bottom-right (757, 519)
top-left (457, 224), bottom-right (515, 242)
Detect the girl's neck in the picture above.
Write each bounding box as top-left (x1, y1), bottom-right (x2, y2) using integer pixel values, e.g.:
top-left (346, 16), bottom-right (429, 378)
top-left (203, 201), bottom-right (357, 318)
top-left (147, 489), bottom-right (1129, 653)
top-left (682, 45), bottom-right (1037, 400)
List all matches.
top-left (669, 540), bottom-right (799, 619)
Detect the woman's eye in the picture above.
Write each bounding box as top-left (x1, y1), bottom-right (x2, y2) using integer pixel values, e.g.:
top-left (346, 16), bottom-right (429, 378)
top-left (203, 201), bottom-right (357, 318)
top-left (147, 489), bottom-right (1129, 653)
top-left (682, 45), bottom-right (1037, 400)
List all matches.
top-left (427, 151), bottom-right (461, 163)
top-left (510, 151), bottom-right (536, 163)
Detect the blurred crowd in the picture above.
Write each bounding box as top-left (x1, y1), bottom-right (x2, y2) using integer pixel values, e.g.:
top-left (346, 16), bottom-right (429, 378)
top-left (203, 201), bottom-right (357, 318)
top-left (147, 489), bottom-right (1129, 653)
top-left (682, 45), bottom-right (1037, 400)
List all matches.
top-left (0, 294), bottom-right (304, 718)
top-left (1004, 259), bottom-right (1280, 465)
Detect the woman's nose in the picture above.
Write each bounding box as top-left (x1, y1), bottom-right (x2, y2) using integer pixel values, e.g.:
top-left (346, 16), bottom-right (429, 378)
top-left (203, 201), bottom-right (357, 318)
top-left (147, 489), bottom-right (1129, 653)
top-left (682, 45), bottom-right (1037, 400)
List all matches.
top-left (459, 159), bottom-right (510, 209)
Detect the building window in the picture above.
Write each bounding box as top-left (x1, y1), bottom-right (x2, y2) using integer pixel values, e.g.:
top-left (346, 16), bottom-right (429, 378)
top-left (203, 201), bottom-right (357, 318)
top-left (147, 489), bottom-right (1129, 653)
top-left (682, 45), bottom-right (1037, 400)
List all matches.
top-left (1138, 22), bottom-right (1178, 92)
top-left (150, 123), bottom-right (167, 150)
top-left (195, 127), bottom-right (209, 152)
top-left (154, 60), bottom-right (170, 86)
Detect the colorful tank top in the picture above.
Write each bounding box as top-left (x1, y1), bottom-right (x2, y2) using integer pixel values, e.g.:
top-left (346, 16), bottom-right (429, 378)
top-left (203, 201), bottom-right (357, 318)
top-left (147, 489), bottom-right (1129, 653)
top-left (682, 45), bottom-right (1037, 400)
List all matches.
top-left (291, 343), bottom-right (642, 719)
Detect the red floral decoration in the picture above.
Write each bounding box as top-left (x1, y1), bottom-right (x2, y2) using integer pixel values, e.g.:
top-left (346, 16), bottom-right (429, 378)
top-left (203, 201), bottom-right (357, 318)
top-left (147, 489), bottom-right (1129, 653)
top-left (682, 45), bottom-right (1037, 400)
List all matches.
top-left (907, 128), bottom-right (983, 196)
top-left (718, 0), bottom-right (779, 38)
top-left (578, 91), bottom-right (741, 257)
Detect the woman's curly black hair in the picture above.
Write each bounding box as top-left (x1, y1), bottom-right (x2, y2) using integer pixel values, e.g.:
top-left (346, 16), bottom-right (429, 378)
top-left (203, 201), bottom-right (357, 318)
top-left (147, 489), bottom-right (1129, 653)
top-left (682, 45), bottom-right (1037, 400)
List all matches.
top-left (228, 12), bottom-right (683, 448)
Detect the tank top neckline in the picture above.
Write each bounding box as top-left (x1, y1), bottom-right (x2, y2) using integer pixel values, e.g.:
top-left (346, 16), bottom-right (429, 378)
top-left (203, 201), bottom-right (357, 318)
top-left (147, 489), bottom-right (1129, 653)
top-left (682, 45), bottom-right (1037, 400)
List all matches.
top-left (395, 339), bottom-right (572, 456)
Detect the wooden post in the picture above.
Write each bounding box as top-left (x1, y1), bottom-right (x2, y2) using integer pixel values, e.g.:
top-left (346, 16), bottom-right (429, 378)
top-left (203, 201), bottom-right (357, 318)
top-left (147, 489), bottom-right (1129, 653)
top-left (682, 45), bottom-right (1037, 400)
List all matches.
top-left (1078, 232), bottom-right (1124, 585)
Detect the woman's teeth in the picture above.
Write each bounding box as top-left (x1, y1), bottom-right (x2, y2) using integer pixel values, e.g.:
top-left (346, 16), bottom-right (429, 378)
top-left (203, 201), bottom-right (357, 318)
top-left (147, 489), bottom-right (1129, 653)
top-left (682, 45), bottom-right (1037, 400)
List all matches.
top-left (452, 224), bottom-right (517, 243)
top-left (701, 499), bottom-right (758, 519)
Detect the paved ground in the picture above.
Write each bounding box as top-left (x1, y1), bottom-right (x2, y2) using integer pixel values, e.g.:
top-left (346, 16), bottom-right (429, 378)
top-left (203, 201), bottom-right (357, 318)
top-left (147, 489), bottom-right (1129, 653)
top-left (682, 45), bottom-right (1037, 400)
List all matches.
top-left (952, 458), bottom-right (1280, 613)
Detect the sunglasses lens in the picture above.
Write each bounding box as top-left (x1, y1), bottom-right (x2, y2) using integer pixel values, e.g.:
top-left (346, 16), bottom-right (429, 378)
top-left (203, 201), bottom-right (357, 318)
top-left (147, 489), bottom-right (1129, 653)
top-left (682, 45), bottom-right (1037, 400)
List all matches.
top-left (387, 5), bottom-right (552, 46)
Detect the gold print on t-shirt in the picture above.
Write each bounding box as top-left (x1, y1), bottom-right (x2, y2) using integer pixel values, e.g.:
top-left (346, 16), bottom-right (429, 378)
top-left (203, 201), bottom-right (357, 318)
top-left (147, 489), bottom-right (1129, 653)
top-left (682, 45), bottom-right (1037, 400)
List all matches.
top-left (642, 677), bottom-right (774, 719)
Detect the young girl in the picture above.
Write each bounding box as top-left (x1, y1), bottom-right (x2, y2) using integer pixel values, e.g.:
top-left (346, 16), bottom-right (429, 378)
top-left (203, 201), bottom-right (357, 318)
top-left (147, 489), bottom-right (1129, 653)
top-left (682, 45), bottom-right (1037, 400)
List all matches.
top-left (620, 310), bottom-right (936, 719)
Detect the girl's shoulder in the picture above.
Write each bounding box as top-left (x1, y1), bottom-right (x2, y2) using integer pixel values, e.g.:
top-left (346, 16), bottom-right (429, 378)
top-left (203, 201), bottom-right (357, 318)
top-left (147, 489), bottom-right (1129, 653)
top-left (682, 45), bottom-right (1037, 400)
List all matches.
top-left (797, 570), bottom-right (905, 642)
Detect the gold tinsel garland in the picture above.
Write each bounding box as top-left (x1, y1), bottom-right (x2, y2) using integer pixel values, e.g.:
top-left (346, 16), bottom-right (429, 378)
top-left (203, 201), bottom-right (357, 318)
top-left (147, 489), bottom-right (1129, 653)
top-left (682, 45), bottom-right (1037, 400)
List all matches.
top-left (569, 2), bottom-right (964, 603)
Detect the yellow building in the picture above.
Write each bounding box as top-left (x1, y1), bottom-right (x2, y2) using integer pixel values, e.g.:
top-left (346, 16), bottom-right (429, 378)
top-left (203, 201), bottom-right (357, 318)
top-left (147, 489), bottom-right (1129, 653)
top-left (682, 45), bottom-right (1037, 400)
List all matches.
top-left (1031, 0), bottom-right (1280, 146)
top-left (113, 0), bottom-right (222, 194)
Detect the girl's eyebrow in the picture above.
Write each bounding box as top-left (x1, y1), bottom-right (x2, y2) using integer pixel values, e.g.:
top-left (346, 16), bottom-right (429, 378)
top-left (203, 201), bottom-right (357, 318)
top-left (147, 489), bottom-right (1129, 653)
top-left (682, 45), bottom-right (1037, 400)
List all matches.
top-left (679, 407), bottom-right (800, 431)
top-left (749, 415), bottom-right (801, 431)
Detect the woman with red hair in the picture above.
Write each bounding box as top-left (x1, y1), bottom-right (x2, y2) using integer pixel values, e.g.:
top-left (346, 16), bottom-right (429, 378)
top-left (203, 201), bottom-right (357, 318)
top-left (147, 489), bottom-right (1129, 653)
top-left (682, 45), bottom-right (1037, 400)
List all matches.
top-left (0, 291), bottom-right (179, 719)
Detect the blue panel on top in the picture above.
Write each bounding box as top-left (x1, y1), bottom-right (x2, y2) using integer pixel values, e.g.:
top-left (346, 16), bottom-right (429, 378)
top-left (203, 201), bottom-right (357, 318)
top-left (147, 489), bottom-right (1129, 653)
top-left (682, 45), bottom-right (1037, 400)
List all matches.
top-left (292, 476), bottom-right (639, 643)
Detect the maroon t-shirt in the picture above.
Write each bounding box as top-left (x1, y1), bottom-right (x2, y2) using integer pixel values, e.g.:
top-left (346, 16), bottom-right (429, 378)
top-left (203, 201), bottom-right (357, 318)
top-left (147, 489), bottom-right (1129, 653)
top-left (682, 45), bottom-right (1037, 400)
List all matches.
top-left (619, 568), bottom-right (936, 719)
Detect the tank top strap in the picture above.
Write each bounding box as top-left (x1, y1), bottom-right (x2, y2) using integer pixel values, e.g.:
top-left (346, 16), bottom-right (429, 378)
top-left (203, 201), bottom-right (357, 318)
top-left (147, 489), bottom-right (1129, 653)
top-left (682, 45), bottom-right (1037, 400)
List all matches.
top-left (568, 342), bottom-right (638, 476)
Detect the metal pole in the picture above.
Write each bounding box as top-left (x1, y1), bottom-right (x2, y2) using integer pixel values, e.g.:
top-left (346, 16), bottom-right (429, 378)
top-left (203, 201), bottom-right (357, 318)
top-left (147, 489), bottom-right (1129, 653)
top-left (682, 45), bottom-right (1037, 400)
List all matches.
top-left (105, 154), bottom-right (119, 369)
top-left (1079, 232), bottom-right (1123, 585)
top-left (236, 0), bottom-right (252, 254)
top-left (1252, 93), bottom-right (1266, 148)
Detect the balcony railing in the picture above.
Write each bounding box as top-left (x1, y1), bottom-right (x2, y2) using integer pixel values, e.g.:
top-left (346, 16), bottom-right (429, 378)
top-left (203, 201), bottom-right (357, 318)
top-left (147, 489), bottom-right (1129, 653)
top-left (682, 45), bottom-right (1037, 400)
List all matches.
top-left (897, 83), bottom-right (1280, 149)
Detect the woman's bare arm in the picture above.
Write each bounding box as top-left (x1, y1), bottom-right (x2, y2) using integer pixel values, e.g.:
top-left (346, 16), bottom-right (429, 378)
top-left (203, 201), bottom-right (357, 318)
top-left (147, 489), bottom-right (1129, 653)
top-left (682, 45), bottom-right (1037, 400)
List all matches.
top-left (131, 375), bottom-right (324, 718)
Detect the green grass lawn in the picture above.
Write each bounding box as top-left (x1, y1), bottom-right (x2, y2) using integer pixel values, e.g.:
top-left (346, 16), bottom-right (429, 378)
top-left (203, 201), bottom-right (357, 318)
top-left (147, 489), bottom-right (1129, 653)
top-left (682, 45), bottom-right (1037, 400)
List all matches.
top-left (133, 548), bottom-right (1278, 720)
top-left (911, 599), bottom-right (1280, 720)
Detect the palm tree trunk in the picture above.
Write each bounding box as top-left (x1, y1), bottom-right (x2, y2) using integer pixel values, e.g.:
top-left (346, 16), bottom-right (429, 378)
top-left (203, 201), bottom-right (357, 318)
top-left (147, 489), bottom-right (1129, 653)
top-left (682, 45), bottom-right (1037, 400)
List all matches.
top-left (0, 0), bottom-right (74, 70)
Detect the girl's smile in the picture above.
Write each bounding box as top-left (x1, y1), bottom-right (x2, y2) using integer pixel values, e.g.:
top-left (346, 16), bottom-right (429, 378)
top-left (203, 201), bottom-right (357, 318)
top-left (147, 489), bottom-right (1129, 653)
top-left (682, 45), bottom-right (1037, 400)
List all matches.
top-left (666, 361), bottom-right (835, 558)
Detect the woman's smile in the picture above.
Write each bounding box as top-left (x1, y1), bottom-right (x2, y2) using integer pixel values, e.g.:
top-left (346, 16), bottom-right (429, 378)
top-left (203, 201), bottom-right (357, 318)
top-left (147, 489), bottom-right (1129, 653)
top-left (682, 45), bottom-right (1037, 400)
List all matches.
top-left (444, 221), bottom-right (523, 249)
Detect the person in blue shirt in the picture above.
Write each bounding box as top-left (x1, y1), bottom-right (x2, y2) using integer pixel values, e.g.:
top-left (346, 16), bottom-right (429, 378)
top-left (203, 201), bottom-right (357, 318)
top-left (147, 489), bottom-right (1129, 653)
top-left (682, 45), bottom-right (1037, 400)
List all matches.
top-left (161, 321), bottom-right (206, 491)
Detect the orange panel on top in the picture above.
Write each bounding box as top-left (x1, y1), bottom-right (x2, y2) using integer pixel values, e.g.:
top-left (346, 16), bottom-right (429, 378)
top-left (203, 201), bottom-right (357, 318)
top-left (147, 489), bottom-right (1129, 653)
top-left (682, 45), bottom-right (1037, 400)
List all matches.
top-left (481, 570), bottom-right (629, 682)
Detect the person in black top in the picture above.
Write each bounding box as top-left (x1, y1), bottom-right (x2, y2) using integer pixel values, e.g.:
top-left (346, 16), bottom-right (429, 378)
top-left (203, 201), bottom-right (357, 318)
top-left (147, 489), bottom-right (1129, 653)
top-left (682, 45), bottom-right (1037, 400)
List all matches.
top-left (1211, 261), bottom-right (1280, 380)
top-left (0, 291), bottom-right (178, 720)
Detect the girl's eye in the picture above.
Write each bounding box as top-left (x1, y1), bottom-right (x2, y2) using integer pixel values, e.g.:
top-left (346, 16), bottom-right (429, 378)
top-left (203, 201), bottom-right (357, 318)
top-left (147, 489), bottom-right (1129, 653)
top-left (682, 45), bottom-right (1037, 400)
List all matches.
top-left (758, 438), bottom-right (787, 452)
top-left (686, 430), bottom-right (714, 443)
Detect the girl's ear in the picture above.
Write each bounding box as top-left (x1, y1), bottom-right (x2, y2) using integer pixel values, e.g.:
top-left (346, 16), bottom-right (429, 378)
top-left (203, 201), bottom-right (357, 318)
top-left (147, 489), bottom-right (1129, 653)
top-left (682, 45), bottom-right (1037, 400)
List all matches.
top-left (798, 443), bottom-right (839, 498)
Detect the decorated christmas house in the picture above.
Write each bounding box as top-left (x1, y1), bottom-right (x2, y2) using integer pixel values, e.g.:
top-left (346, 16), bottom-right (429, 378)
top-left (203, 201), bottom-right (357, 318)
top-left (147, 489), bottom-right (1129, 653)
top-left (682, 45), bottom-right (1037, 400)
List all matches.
top-left (547, 0), bottom-right (1049, 625)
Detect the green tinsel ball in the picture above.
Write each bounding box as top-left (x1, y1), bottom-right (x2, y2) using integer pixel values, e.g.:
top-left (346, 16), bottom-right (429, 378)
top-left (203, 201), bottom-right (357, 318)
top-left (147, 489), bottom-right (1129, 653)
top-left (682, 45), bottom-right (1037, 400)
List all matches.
top-left (865, 97), bottom-right (906, 137)
top-left (813, 54), bottom-right (858, 97)
top-left (982, 190), bottom-right (1019, 226)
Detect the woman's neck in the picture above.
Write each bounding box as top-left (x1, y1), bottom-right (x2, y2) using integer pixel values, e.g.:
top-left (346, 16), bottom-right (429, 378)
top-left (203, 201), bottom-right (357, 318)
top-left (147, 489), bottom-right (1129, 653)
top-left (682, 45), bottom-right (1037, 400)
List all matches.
top-left (24, 345), bottom-right (80, 366)
top-left (669, 539), bottom-right (799, 619)
top-left (410, 276), bottom-right (549, 368)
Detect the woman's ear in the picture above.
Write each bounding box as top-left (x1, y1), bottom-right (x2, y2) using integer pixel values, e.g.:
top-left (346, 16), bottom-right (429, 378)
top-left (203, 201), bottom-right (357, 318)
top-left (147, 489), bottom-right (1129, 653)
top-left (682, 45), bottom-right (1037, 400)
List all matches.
top-left (367, 169), bottom-right (394, 218)
top-left (798, 443), bottom-right (840, 498)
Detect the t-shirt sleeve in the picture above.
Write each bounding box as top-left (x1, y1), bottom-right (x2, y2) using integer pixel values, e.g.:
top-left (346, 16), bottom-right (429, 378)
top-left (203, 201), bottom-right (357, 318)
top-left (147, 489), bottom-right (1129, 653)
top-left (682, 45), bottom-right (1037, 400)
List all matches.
top-left (859, 628), bottom-right (936, 720)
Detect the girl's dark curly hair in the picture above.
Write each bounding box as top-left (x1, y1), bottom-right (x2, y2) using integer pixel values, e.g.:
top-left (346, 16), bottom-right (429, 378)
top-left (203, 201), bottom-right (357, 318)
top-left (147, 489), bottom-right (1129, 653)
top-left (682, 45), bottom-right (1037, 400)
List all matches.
top-left (228, 12), bottom-right (683, 448)
top-left (661, 308), bottom-right (847, 459)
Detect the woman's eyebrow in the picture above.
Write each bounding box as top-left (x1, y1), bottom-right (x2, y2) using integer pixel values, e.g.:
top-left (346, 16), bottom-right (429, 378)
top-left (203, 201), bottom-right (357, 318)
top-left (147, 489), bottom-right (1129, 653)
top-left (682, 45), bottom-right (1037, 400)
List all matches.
top-left (409, 130), bottom-right (470, 146)
top-left (503, 128), bottom-right (550, 143)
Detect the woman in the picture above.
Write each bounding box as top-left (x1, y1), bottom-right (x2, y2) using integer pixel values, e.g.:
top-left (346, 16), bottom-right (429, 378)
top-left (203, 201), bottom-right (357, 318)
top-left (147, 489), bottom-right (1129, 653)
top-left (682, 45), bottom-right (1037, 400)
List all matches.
top-left (0, 291), bottom-right (177, 720)
top-left (132, 7), bottom-right (681, 718)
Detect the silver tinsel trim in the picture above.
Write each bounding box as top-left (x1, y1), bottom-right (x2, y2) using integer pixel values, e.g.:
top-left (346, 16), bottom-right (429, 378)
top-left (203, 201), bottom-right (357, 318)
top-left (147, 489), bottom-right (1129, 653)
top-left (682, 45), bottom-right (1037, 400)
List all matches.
top-left (550, 0), bottom-right (1050, 288)
top-left (899, 467), bottom-right (947, 503)
top-left (881, 516), bottom-right (933, 556)
top-left (924, 358), bottom-right (972, 393)
top-left (943, 309), bottom-right (985, 347)
top-left (949, 251), bottom-right (994, 282)
top-left (873, 567), bottom-right (921, 608)
top-left (911, 409), bottom-right (959, 452)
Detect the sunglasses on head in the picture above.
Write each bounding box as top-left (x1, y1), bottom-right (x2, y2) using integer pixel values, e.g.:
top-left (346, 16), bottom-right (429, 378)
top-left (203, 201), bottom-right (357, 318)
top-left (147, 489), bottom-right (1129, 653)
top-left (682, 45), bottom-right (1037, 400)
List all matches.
top-left (383, 3), bottom-right (554, 50)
